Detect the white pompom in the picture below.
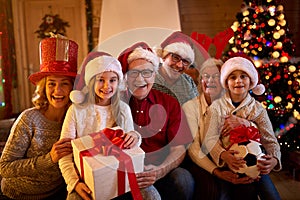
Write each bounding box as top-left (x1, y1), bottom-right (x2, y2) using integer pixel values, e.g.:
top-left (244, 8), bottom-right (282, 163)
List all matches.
top-left (252, 84), bottom-right (265, 95)
top-left (70, 90), bottom-right (85, 104)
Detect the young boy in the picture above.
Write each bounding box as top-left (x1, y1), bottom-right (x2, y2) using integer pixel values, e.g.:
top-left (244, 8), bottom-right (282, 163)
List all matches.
top-left (202, 56), bottom-right (281, 200)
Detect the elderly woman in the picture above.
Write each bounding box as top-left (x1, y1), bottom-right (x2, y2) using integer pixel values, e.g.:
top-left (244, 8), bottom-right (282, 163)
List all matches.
top-left (183, 58), bottom-right (253, 200)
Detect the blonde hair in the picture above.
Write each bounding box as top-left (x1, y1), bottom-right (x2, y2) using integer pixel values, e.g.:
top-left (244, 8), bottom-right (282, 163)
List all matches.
top-left (32, 78), bottom-right (48, 110)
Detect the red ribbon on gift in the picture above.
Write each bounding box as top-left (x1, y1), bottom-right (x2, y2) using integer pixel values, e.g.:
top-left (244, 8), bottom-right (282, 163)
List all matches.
top-left (79, 128), bottom-right (142, 200)
top-left (229, 125), bottom-right (261, 145)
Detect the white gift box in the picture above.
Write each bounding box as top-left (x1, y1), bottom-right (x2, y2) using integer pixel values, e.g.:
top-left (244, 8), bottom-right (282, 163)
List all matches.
top-left (72, 134), bottom-right (145, 200)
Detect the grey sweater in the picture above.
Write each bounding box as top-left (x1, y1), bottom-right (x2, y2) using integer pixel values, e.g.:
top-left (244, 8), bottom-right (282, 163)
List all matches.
top-left (0, 108), bottom-right (66, 199)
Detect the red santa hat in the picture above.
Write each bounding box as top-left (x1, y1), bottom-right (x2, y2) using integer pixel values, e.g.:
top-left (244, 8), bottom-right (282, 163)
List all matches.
top-left (220, 56), bottom-right (265, 95)
top-left (118, 42), bottom-right (159, 74)
top-left (28, 37), bottom-right (78, 85)
top-left (70, 51), bottom-right (123, 104)
top-left (155, 31), bottom-right (195, 64)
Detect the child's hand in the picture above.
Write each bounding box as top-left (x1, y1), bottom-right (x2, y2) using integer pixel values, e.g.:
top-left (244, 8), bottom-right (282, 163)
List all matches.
top-left (75, 182), bottom-right (92, 200)
top-left (257, 155), bottom-right (278, 175)
top-left (221, 150), bottom-right (246, 170)
top-left (122, 131), bottom-right (140, 148)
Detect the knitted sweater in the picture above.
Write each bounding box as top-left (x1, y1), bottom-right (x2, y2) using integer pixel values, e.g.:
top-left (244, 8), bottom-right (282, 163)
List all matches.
top-left (59, 101), bottom-right (137, 193)
top-left (0, 108), bottom-right (65, 200)
top-left (183, 94), bottom-right (218, 174)
top-left (155, 72), bottom-right (199, 105)
top-left (202, 92), bottom-right (282, 171)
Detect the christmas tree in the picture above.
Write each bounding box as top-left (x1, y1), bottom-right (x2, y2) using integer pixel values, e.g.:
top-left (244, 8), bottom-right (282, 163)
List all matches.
top-left (225, 0), bottom-right (300, 151)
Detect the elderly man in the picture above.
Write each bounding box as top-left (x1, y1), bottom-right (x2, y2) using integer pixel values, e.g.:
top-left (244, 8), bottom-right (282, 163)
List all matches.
top-left (118, 42), bottom-right (194, 200)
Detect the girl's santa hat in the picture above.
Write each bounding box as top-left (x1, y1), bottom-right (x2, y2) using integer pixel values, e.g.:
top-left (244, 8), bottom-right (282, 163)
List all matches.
top-left (220, 56), bottom-right (265, 95)
top-left (70, 51), bottom-right (123, 104)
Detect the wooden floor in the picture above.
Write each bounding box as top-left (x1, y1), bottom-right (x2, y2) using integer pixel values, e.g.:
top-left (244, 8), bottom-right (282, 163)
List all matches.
top-left (270, 169), bottom-right (300, 200)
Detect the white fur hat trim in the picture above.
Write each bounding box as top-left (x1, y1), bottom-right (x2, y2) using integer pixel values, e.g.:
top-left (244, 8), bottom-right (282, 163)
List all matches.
top-left (128, 47), bottom-right (159, 71)
top-left (161, 42), bottom-right (195, 64)
top-left (84, 55), bottom-right (123, 85)
top-left (220, 57), bottom-right (265, 95)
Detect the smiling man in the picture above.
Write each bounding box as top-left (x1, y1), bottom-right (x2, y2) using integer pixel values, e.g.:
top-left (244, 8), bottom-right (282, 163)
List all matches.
top-left (118, 42), bottom-right (194, 200)
top-left (155, 31), bottom-right (199, 106)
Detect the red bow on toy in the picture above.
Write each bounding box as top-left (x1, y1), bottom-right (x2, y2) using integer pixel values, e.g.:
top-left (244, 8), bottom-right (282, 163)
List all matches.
top-left (79, 128), bottom-right (142, 200)
top-left (229, 125), bottom-right (261, 144)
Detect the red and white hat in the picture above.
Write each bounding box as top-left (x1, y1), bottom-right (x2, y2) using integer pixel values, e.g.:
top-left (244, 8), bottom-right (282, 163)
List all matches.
top-left (155, 31), bottom-right (195, 64)
top-left (70, 51), bottom-right (123, 104)
top-left (118, 42), bottom-right (159, 73)
top-left (28, 37), bottom-right (78, 85)
top-left (220, 56), bottom-right (265, 95)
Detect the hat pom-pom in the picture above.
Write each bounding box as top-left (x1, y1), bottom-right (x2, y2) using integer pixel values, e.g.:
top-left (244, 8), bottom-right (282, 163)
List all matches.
top-left (252, 84), bottom-right (265, 95)
top-left (70, 89), bottom-right (86, 104)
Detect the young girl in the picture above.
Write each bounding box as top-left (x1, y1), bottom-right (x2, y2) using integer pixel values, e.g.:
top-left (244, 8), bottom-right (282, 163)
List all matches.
top-left (59, 51), bottom-right (141, 200)
top-left (202, 56), bottom-right (281, 200)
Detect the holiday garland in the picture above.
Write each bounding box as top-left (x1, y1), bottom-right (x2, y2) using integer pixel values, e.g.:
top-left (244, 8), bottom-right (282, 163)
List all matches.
top-left (35, 14), bottom-right (70, 39)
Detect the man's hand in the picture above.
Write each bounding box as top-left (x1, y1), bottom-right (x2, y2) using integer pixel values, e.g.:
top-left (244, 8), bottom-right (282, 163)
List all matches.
top-left (136, 165), bottom-right (158, 188)
top-left (50, 138), bottom-right (73, 163)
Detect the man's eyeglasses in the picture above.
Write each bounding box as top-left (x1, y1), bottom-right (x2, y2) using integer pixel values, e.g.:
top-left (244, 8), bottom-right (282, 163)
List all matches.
top-left (170, 53), bottom-right (191, 67)
top-left (127, 69), bottom-right (154, 78)
top-left (202, 73), bottom-right (220, 81)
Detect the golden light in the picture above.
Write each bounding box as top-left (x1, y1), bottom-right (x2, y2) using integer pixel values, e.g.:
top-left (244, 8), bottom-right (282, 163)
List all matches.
top-left (265, 75), bottom-right (270, 80)
top-left (279, 20), bottom-right (286, 26)
top-left (294, 110), bottom-right (300, 120)
top-left (244, 42), bottom-right (249, 47)
top-left (229, 37), bottom-right (234, 44)
top-left (243, 10), bottom-right (249, 16)
top-left (273, 32), bottom-right (281, 39)
top-left (251, 49), bottom-right (257, 55)
top-left (277, 5), bottom-right (284, 11)
top-left (272, 51), bottom-right (280, 58)
top-left (288, 80), bottom-right (292, 85)
top-left (268, 19), bottom-right (276, 26)
top-left (279, 29), bottom-right (285, 35)
top-left (267, 0), bottom-right (273, 3)
top-left (258, 47), bottom-right (262, 51)
top-left (286, 102), bottom-right (293, 109)
top-left (274, 42), bottom-right (282, 49)
top-left (274, 96), bottom-right (282, 103)
top-left (280, 56), bottom-right (288, 63)
top-left (254, 60), bottom-right (262, 67)
top-left (289, 65), bottom-right (296, 72)
top-left (261, 101), bottom-right (267, 109)
top-left (232, 47), bottom-right (238, 53)
top-left (231, 21), bottom-right (239, 31)
top-left (278, 14), bottom-right (285, 20)
top-left (276, 26), bottom-right (280, 30)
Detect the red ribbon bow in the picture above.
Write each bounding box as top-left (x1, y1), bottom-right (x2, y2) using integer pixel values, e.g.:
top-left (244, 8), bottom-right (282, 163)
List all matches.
top-left (229, 125), bottom-right (261, 145)
top-left (79, 128), bottom-right (142, 200)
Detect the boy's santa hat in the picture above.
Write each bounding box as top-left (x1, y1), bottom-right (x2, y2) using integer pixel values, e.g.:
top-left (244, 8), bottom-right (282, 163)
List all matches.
top-left (155, 31), bottom-right (195, 64)
top-left (70, 51), bottom-right (123, 104)
top-left (220, 56), bottom-right (265, 95)
top-left (118, 42), bottom-right (159, 73)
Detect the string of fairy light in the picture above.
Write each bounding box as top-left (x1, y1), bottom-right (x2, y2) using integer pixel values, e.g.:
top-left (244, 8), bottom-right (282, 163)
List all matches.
top-left (226, 0), bottom-right (300, 151)
top-left (0, 31), bottom-right (5, 107)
